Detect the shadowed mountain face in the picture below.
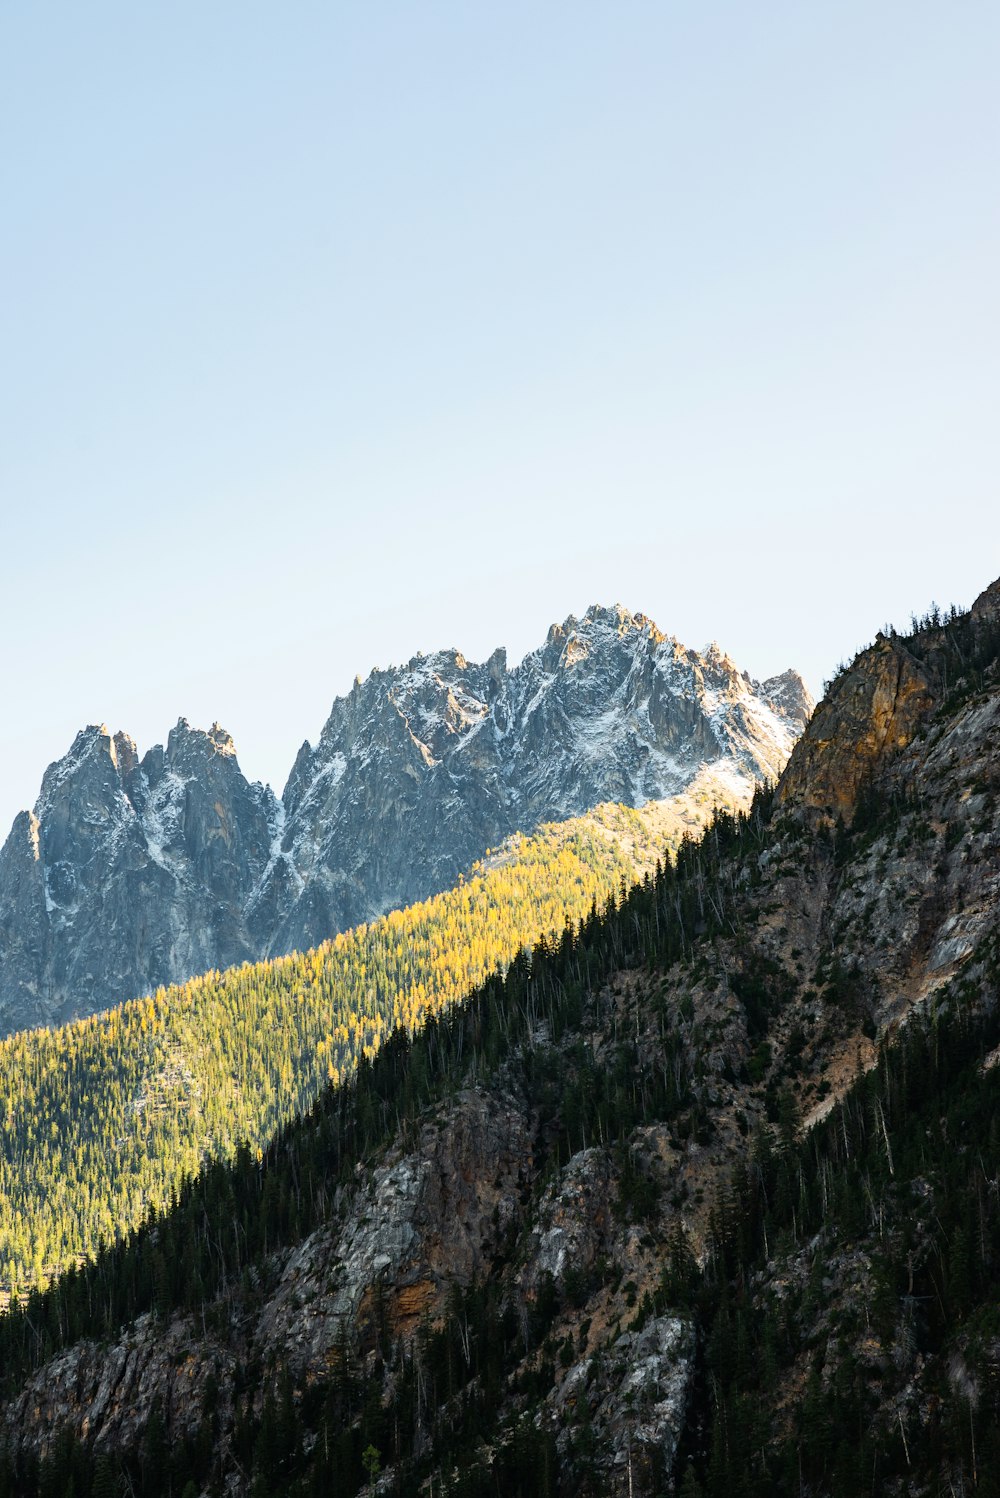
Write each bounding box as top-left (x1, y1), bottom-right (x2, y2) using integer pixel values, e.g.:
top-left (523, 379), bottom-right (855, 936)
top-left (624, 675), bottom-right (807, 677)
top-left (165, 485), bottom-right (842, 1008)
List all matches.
top-left (0, 606), bottom-right (810, 1033)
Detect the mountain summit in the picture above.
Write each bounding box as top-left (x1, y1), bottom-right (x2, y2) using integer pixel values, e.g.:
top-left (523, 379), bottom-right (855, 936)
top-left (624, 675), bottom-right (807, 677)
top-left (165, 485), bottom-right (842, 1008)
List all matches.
top-left (0, 721), bottom-right (279, 1035)
top-left (262, 605), bottom-right (810, 952)
top-left (0, 608), bottom-right (810, 1033)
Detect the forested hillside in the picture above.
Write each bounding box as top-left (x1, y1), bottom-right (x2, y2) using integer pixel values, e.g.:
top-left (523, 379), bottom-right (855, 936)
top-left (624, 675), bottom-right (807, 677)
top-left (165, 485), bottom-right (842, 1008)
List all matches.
top-left (3, 779), bottom-right (999, 1498)
top-left (0, 804), bottom-right (674, 1296)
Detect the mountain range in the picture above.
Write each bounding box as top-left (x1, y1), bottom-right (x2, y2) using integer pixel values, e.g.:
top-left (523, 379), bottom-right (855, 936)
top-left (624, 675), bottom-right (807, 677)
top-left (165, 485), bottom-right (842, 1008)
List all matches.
top-left (0, 605), bottom-right (810, 1035)
top-left (0, 578), bottom-right (998, 1496)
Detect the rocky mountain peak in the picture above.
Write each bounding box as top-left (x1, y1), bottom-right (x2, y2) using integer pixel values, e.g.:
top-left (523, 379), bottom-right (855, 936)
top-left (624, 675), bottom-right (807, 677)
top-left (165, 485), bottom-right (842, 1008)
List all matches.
top-left (261, 608), bottom-right (810, 955)
top-left (209, 722), bottom-right (238, 756)
top-left (163, 718), bottom-right (243, 776)
top-left (761, 669), bottom-right (813, 731)
top-left (485, 644), bottom-right (507, 686)
top-left (0, 716), bottom-right (279, 1034)
top-left (547, 603), bottom-right (666, 659)
top-left (38, 722), bottom-right (114, 794)
top-left (34, 725), bottom-right (132, 848)
top-left (582, 601), bottom-right (663, 638)
top-left (0, 608), bottom-right (811, 1032)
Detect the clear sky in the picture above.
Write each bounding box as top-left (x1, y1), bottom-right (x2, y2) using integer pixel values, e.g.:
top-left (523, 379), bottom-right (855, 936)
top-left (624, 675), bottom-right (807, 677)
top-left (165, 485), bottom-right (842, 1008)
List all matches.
top-left (2, 3), bottom-right (998, 836)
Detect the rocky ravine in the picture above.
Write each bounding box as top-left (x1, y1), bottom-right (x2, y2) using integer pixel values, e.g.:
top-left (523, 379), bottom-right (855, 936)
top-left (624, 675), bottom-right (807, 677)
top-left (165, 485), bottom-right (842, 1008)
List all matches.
top-left (0, 605), bottom-right (810, 1034)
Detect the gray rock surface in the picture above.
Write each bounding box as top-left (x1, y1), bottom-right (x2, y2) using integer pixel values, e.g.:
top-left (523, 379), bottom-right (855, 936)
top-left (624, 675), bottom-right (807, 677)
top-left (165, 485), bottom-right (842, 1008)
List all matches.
top-left (516, 1147), bottom-right (617, 1302)
top-left (551, 1316), bottom-right (696, 1492)
top-left (259, 1088), bottom-right (534, 1376)
top-left (6, 1312), bottom-right (237, 1459)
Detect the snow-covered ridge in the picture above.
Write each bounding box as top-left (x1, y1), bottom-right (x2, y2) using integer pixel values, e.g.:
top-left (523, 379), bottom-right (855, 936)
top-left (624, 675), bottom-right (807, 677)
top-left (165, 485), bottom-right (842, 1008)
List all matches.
top-left (265, 605), bottom-right (812, 955)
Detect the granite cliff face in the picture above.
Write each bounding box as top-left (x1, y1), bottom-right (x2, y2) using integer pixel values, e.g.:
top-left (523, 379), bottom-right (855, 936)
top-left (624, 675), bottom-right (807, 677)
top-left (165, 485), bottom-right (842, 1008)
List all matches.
top-left (0, 606), bottom-right (810, 1033)
top-left (776, 632), bottom-right (936, 822)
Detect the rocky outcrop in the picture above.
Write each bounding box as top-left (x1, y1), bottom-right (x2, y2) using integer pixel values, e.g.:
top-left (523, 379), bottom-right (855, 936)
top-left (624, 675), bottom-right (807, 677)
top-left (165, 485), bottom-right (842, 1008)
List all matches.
top-left (0, 607), bottom-right (811, 1033)
top-left (1, 1089), bottom-right (695, 1492)
top-left (550, 1316), bottom-right (695, 1493)
top-left (777, 634), bottom-right (935, 823)
top-left (260, 1090), bottom-right (535, 1375)
top-left (971, 575), bottom-right (1000, 625)
top-left (780, 576), bottom-right (1000, 828)
top-left (516, 1147), bottom-right (617, 1303)
top-left (7, 1313), bottom-right (237, 1459)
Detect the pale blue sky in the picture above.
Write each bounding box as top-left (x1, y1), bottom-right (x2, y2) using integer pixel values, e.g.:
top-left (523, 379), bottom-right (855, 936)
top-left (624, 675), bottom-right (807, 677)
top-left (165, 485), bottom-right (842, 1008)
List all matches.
top-left (2, 3), bottom-right (998, 834)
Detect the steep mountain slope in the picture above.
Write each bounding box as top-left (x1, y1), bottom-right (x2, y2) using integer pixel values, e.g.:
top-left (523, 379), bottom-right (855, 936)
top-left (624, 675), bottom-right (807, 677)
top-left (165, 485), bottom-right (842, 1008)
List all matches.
top-left (0, 578), bottom-right (997, 1497)
top-left (0, 780), bottom-right (769, 1301)
top-left (0, 803), bottom-right (668, 1295)
top-left (0, 607), bottom-right (810, 1034)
